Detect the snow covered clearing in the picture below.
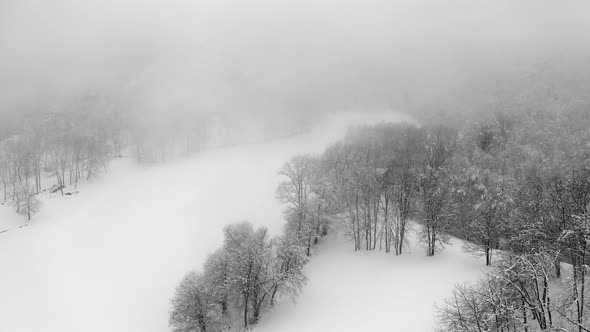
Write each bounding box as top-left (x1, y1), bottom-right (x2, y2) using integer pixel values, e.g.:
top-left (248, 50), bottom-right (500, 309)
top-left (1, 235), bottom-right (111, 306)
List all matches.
top-left (254, 226), bottom-right (487, 332)
top-left (0, 111), bottom-right (427, 332)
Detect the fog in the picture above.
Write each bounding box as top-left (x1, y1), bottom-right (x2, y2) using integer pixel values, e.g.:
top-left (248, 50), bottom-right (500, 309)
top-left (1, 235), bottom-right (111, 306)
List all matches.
top-left (1, 3), bottom-right (590, 331)
top-left (2, 0), bottom-right (590, 117)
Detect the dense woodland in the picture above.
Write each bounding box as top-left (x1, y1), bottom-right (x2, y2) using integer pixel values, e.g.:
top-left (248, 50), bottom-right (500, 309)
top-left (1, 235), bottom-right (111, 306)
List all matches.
top-left (321, 112), bottom-right (589, 332)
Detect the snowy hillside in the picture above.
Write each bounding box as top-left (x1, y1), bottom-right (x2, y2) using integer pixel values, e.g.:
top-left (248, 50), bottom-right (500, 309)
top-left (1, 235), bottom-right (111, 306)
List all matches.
top-left (254, 226), bottom-right (486, 332)
top-left (0, 111), bottom-right (420, 332)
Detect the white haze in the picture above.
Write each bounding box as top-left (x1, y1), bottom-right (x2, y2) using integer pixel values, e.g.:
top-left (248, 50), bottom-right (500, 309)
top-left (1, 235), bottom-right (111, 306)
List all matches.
top-left (1, 0), bottom-right (590, 114)
top-left (1, 2), bottom-right (589, 331)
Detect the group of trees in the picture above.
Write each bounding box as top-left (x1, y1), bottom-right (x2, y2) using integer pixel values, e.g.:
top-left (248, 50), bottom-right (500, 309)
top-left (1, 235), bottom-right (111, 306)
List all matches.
top-left (269, 106), bottom-right (588, 331)
top-left (438, 175), bottom-right (589, 331)
top-left (162, 94), bottom-right (588, 332)
top-left (275, 155), bottom-right (338, 256)
top-left (438, 240), bottom-right (589, 332)
top-left (0, 92), bottom-right (321, 222)
top-left (0, 104), bottom-right (214, 220)
top-left (276, 122), bottom-right (455, 256)
top-left (432, 106), bottom-right (589, 331)
top-left (169, 222), bottom-right (309, 332)
top-left (169, 142), bottom-right (350, 332)
top-left (0, 100), bottom-right (126, 220)
top-left (273, 124), bottom-right (427, 256)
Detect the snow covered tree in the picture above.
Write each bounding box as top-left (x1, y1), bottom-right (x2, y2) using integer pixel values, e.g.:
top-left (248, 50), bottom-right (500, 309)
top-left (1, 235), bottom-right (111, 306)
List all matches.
top-left (439, 250), bottom-right (589, 332)
top-left (418, 172), bottom-right (452, 256)
top-left (418, 125), bottom-right (456, 256)
top-left (222, 222), bottom-right (274, 327)
top-left (15, 182), bottom-right (40, 221)
top-left (386, 126), bottom-right (426, 255)
top-left (383, 162), bottom-right (419, 255)
top-left (276, 155), bottom-right (315, 236)
top-left (169, 271), bottom-right (218, 332)
top-left (437, 279), bottom-right (522, 332)
top-left (202, 249), bottom-right (231, 317)
top-left (171, 221), bottom-right (310, 332)
top-left (560, 213), bottom-right (590, 332)
top-left (462, 169), bottom-right (513, 266)
top-left (498, 252), bottom-right (556, 331)
top-left (278, 154), bottom-right (337, 255)
top-left (270, 235), bottom-right (308, 306)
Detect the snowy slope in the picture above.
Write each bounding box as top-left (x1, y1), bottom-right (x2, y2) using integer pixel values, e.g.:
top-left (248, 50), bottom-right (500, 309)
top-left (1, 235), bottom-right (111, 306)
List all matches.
top-left (0, 111), bottom-right (411, 332)
top-left (255, 226), bottom-right (487, 332)
top-left (0, 201), bottom-right (21, 232)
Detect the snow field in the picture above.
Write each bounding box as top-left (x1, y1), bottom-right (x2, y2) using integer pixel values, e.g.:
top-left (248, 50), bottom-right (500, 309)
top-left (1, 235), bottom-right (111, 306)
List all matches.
top-left (255, 225), bottom-right (487, 332)
top-left (0, 111), bottom-right (413, 332)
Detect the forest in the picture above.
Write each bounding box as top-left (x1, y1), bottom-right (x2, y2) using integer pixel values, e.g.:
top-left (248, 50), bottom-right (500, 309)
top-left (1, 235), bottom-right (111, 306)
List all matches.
top-left (169, 95), bottom-right (589, 331)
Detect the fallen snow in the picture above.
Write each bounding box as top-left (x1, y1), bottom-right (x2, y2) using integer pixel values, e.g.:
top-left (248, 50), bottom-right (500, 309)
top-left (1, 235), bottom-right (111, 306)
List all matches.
top-left (0, 201), bottom-right (21, 232)
top-left (255, 226), bottom-right (487, 332)
top-left (0, 111), bottom-right (419, 332)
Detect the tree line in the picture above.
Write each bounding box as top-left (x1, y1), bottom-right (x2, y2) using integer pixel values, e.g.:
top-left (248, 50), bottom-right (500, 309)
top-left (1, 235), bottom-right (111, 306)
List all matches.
top-left (0, 92), bottom-right (320, 222)
top-left (0, 100), bottom-right (127, 220)
top-left (169, 103), bottom-right (588, 331)
top-left (169, 222), bottom-right (309, 332)
top-left (168, 153), bottom-right (340, 332)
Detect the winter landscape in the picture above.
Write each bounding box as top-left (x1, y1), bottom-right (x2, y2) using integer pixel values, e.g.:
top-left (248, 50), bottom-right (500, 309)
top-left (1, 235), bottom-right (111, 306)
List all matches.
top-left (2, 1), bottom-right (590, 332)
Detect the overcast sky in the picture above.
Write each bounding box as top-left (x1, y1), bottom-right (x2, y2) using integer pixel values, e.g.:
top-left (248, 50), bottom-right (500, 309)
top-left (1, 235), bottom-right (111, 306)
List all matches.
top-left (1, 0), bottom-right (589, 114)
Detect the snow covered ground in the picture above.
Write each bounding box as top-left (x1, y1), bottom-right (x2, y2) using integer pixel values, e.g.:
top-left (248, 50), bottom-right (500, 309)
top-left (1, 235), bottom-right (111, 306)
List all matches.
top-left (255, 226), bottom-right (487, 332)
top-left (0, 111), bottom-right (425, 332)
top-left (0, 201), bottom-right (21, 232)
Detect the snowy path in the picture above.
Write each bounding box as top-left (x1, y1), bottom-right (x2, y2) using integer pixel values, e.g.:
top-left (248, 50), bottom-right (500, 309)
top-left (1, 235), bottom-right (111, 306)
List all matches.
top-left (255, 227), bottom-right (487, 332)
top-left (0, 111), bottom-right (409, 332)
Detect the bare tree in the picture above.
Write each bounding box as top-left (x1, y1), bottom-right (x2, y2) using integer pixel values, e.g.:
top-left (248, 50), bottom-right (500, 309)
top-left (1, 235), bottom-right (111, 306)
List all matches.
top-left (276, 155), bottom-right (315, 234)
top-left (418, 126), bottom-right (456, 256)
top-left (461, 169), bottom-right (512, 266)
top-left (15, 183), bottom-right (40, 221)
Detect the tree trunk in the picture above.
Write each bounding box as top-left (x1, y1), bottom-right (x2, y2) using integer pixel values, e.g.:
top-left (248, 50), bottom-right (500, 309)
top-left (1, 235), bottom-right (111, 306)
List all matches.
top-left (198, 315), bottom-right (207, 332)
top-left (373, 198), bottom-right (378, 250)
top-left (398, 220), bottom-right (406, 255)
top-left (2, 177), bottom-right (6, 201)
top-left (270, 284), bottom-right (279, 306)
top-left (384, 198), bottom-right (389, 253)
top-left (221, 297), bottom-right (228, 315)
top-left (579, 242), bottom-right (587, 332)
top-left (554, 259), bottom-right (561, 278)
top-left (243, 293), bottom-right (249, 328)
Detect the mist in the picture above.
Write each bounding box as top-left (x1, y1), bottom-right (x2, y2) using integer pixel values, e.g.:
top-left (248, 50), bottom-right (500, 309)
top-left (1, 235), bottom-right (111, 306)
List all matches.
top-left (2, 0), bottom-right (590, 118)
top-left (2, 2), bottom-right (590, 331)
